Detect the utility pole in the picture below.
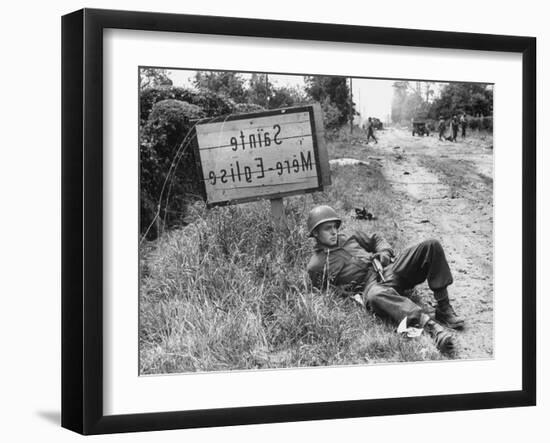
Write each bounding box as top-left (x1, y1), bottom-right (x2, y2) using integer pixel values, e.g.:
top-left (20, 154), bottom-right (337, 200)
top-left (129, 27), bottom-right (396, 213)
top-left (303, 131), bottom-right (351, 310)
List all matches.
top-left (349, 77), bottom-right (353, 134)
top-left (358, 87), bottom-right (362, 129)
top-left (265, 73), bottom-right (269, 108)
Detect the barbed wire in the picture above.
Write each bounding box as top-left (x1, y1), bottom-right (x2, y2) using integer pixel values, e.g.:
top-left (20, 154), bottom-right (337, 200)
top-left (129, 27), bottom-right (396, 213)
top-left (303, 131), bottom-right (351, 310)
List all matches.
top-left (140, 113), bottom-right (234, 244)
top-left (140, 124), bottom-right (198, 244)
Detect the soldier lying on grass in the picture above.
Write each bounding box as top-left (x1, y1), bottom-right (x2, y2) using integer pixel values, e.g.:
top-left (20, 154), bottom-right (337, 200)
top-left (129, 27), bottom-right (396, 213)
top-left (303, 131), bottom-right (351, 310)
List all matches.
top-left (306, 205), bottom-right (465, 355)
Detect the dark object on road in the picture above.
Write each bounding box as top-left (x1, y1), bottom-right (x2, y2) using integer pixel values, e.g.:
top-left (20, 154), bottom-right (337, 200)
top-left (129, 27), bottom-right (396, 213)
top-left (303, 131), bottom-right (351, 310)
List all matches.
top-left (355, 207), bottom-right (376, 221)
top-left (372, 117), bottom-right (383, 130)
top-left (412, 120), bottom-right (430, 136)
top-left (403, 171), bottom-right (410, 175)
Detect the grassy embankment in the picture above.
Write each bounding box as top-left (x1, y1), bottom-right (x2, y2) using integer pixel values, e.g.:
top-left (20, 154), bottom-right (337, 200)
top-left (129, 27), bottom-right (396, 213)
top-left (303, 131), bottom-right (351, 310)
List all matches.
top-left (139, 128), bottom-right (444, 375)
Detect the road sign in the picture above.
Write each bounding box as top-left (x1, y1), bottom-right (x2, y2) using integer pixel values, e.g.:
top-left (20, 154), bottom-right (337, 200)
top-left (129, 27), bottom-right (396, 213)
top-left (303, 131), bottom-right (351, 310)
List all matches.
top-left (193, 104), bottom-right (330, 206)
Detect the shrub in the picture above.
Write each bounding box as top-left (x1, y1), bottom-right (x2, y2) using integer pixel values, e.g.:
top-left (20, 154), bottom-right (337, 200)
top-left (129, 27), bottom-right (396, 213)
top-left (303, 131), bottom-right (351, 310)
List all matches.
top-left (140, 86), bottom-right (236, 125)
top-left (468, 117), bottom-right (480, 131)
top-left (268, 86), bottom-right (306, 109)
top-left (140, 99), bottom-right (205, 239)
top-left (320, 97), bottom-right (343, 129)
top-left (466, 116), bottom-right (493, 133)
top-left (481, 116), bottom-right (493, 131)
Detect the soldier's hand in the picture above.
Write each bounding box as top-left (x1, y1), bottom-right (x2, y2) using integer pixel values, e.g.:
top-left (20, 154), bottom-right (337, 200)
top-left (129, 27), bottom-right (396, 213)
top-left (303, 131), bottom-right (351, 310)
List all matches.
top-left (374, 251), bottom-right (391, 267)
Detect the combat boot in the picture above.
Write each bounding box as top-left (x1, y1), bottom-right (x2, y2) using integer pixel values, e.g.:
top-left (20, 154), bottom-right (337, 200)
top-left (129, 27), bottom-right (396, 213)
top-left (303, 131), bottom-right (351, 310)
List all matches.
top-left (425, 320), bottom-right (456, 355)
top-left (435, 297), bottom-right (465, 330)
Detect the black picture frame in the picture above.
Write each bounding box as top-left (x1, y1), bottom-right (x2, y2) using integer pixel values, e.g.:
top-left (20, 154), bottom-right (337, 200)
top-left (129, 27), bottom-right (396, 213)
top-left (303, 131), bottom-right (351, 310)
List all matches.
top-left (61, 8), bottom-right (536, 435)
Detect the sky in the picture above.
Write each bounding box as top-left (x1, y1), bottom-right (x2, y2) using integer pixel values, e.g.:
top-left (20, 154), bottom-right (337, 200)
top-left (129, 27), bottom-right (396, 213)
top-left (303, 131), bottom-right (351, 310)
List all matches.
top-left (352, 79), bottom-right (393, 125)
top-left (168, 69), bottom-right (394, 125)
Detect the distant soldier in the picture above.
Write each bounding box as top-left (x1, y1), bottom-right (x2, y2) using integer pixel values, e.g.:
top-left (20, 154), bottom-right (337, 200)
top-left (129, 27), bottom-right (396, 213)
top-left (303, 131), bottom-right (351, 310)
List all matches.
top-left (306, 205), bottom-right (465, 355)
top-left (460, 114), bottom-right (467, 138)
top-left (365, 117), bottom-right (378, 144)
top-left (451, 115), bottom-right (459, 142)
top-left (438, 116), bottom-right (446, 141)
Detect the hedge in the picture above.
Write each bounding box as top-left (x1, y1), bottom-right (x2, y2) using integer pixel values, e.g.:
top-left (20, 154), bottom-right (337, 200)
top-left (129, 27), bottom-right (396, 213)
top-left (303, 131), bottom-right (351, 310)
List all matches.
top-left (140, 99), bottom-right (205, 239)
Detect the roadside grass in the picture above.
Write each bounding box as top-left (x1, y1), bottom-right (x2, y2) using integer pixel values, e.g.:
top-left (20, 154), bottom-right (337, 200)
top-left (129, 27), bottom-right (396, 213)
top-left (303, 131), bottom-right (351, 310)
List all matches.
top-left (139, 128), bottom-right (443, 375)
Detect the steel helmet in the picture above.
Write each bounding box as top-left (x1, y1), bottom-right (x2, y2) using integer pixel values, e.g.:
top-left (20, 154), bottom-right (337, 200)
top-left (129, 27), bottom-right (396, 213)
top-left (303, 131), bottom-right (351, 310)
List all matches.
top-left (307, 205), bottom-right (341, 237)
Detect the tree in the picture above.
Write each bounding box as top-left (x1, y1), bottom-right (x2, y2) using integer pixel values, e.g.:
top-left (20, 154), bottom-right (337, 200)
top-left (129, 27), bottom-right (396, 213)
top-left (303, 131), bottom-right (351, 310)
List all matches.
top-left (429, 83), bottom-right (493, 118)
top-left (193, 71), bottom-right (247, 103)
top-left (246, 73), bottom-right (272, 107)
top-left (140, 68), bottom-right (173, 90)
top-left (193, 72), bottom-right (307, 110)
top-left (268, 85), bottom-right (307, 109)
top-left (304, 76), bottom-right (354, 127)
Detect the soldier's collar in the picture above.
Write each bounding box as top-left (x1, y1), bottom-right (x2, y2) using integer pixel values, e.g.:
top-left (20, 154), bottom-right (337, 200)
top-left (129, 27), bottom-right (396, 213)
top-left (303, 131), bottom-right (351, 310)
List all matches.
top-left (314, 234), bottom-right (346, 252)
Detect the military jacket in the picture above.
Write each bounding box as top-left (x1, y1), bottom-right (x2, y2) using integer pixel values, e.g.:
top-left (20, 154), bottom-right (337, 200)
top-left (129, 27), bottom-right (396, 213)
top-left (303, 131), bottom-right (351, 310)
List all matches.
top-left (307, 231), bottom-right (393, 292)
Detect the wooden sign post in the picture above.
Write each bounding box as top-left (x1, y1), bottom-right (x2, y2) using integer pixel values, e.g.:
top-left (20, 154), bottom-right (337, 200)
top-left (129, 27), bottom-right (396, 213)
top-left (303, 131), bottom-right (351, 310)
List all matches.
top-left (269, 197), bottom-right (285, 229)
top-left (193, 104), bottom-right (331, 227)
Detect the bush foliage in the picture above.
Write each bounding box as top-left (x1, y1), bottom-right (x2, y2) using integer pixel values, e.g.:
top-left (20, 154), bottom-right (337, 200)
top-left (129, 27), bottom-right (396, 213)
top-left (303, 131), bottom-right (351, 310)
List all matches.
top-left (140, 86), bottom-right (235, 125)
top-left (305, 76), bottom-right (355, 128)
top-left (467, 116), bottom-right (493, 132)
top-left (140, 98), bottom-right (205, 238)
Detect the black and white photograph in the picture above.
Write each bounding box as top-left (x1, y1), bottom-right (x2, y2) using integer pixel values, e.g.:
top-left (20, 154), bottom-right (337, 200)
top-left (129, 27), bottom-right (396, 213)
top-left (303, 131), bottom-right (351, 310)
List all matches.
top-left (138, 68), bottom-right (494, 374)
top-left (1, 0), bottom-right (545, 440)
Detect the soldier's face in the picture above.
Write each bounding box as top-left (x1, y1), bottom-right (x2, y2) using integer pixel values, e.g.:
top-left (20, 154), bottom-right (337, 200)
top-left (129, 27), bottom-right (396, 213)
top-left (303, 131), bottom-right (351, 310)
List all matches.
top-left (314, 221), bottom-right (339, 247)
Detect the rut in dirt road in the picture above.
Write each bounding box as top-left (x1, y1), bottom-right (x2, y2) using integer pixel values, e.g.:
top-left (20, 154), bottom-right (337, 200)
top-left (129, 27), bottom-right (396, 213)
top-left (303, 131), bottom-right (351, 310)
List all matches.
top-left (374, 128), bottom-right (494, 360)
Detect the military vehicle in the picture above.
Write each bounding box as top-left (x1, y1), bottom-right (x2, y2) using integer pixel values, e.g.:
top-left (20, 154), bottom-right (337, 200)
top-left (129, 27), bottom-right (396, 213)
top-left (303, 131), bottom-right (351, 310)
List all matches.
top-left (412, 120), bottom-right (429, 136)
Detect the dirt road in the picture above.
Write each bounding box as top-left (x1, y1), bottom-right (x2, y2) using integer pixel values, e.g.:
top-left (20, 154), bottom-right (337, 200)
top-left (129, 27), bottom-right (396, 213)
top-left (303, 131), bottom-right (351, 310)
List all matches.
top-left (370, 127), bottom-right (494, 359)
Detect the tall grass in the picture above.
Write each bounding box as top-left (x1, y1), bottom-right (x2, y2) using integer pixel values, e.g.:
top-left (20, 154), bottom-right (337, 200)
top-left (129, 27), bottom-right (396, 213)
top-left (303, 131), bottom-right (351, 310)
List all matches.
top-left (139, 129), bottom-right (443, 374)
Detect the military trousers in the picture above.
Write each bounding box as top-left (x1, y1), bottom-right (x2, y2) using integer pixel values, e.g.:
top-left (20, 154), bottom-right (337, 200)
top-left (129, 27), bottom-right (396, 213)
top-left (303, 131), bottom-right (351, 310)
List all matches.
top-left (363, 239), bottom-right (453, 327)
